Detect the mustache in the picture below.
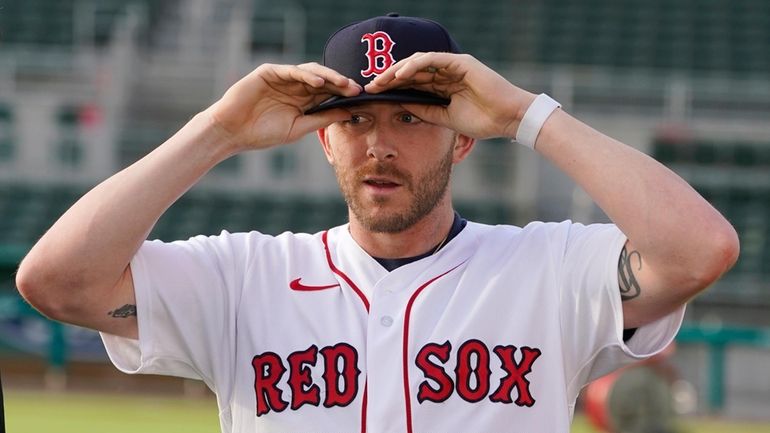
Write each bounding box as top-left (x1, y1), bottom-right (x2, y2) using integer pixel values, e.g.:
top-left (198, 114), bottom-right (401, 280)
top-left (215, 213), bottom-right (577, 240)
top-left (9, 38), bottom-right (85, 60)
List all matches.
top-left (355, 162), bottom-right (411, 186)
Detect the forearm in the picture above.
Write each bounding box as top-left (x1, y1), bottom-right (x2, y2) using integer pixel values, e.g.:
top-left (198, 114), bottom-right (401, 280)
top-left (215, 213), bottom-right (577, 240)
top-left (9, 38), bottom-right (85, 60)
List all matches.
top-left (18, 112), bottom-right (233, 301)
top-left (534, 110), bottom-right (738, 287)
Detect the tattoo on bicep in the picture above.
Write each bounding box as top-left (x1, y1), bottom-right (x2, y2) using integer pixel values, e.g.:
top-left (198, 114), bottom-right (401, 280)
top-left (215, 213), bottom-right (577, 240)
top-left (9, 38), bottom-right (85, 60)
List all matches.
top-left (618, 246), bottom-right (642, 301)
top-left (108, 304), bottom-right (137, 318)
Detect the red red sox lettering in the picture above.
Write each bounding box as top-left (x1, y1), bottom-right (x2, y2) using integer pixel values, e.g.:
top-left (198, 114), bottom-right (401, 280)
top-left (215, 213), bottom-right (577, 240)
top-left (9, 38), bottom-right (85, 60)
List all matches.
top-left (252, 340), bottom-right (542, 416)
top-left (252, 343), bottom-right (361, 416)
top-left (360, 31), bottom-right (396, 78)
top-left (416, 340), bottom-right (542, 407)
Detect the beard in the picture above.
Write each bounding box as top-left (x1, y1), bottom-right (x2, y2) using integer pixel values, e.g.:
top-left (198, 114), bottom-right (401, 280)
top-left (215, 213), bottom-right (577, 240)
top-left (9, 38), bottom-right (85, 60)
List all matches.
top-left (334, 147), bottom-right (454, 234)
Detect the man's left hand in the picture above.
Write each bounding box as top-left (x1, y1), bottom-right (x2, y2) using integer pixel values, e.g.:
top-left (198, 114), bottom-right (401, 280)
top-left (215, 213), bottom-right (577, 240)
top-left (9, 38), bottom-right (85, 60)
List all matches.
top-left (364, 52), bottom-right (535, 140)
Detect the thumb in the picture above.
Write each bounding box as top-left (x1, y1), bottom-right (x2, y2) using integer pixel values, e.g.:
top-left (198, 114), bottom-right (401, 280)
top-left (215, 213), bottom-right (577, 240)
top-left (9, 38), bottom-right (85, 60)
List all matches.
top-left (293, 108), bottom-right (351, 135)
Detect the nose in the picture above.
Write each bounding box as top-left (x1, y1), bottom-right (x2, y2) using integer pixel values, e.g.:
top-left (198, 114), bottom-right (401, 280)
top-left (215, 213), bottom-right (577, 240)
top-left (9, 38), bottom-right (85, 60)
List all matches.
top-left (365, 127), bottom-right (398, 161)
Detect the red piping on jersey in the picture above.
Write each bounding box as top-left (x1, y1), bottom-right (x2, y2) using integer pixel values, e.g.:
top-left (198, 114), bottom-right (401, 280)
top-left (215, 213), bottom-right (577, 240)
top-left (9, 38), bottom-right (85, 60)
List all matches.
top-left (361, 381), bottom-right (368, 433)
top-left (322, 231), bottom-right (370, 312)
top-left (402, 261), bottom-right (466, 433)
top-left (321, 230), bottom-right (369, 433)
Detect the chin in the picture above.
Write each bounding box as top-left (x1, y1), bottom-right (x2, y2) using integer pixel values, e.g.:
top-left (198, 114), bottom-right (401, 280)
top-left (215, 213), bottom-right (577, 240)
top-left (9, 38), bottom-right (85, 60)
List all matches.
top-left (352, 204), bottom-right (428, 234)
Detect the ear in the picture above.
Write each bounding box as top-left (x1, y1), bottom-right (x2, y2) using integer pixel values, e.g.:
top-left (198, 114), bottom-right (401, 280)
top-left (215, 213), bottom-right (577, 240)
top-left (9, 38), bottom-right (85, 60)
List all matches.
top-left (317, 127), bottom-right (335, 164)
top-left (451, 133), bottom-right (476, 164)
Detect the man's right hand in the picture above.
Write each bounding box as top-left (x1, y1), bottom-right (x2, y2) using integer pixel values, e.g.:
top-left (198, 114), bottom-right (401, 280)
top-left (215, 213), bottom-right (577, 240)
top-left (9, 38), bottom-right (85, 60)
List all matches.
top-left (206, 62), bottom-right (362, 153)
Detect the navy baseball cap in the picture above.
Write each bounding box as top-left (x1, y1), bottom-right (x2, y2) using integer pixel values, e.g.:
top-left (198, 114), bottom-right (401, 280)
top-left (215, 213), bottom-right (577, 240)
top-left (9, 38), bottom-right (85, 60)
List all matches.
top-left (305, 13), bottom-right (462, 114)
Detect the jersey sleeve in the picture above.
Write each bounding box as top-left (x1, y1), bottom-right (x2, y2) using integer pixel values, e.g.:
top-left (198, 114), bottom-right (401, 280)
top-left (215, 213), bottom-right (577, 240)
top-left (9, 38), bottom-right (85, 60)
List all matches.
top-left (100, 231), bottom-right (249, 387)
top-left (557, 223), bottom-right (685, 400)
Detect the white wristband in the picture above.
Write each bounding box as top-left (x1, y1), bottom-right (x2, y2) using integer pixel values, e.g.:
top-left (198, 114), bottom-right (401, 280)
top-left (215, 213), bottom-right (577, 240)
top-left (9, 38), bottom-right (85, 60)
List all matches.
top-left (515, 93), bottom-right (561, 149)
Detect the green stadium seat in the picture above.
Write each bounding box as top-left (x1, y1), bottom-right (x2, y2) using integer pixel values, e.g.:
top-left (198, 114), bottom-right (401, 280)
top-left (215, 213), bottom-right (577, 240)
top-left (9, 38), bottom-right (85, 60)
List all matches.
top-left (695, 142), bottom-right (717, 165)
top-left (0, 0), bottom-right (75, 47)
top-left (0, 104), bottom-right (14, 161)
top-left (733, 144), bottom-right (758, 167)
top-left (526, 0), bottom-right (770, 76)
top-left (0, 0), bottom-right (158, 48)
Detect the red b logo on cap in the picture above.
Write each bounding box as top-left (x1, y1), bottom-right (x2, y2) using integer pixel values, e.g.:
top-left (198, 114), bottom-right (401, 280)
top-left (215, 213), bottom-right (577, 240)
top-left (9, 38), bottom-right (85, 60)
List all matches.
top-left (360, 31), bottom-right (396, 78)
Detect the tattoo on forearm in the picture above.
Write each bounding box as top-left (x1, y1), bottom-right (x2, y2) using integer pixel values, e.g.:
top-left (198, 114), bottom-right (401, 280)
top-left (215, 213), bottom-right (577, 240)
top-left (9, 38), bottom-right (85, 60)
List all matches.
top-left (618, 246), bottom-right (642, 301)
top-left (108, 304), bottom-right (137, 318)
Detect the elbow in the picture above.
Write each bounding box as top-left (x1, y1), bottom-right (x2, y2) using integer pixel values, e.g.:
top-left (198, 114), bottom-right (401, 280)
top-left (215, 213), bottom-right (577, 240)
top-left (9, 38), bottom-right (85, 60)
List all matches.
top-left (709, 222), bottom-right (740, 278)
top-left (692, 221), bottom-right (741, 292)
top-left (722, 224), bottom-right (741, 270)
top-left (16, 257), bottom-right (40, 306)
top-left (16, 256), bottom-right (75, 322)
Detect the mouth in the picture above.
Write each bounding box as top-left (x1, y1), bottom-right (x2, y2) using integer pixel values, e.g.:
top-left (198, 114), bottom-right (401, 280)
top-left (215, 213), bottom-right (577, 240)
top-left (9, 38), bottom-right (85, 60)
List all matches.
top-left (362, 176), bottom-right (402, 192)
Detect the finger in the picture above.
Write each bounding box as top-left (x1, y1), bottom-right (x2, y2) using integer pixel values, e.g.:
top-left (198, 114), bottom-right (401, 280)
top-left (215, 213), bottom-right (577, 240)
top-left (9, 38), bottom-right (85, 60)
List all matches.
top-left (368, 52), bottom-right (453, 91)
top-left (284, 65), bottom-right (335, 90)
top-left (297, 62), bottom-right (360, 90)
top-left (393, 54), bottom-right (445, 81)
top-left (328, 78), bottom-right (364, 97)
top-left (391, 71), bottom-right (447, 89)
top-left (365, 73), bottom-right (454, 103)
top-left (367, 73), bottom-right (447, 96)
top-left (365, 52), bottom-right (429, 91)
top-left (302, 90), bottom-right (350, 112)
top-left (272, 65), bottom-right (362, 97)
top-left (382, 52), bottom-right (429, 78)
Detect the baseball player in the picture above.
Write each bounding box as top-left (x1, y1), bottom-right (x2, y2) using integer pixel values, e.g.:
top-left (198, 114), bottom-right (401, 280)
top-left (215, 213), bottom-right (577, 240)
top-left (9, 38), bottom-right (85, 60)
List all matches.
top-left (17, 14), bottom-right (738, 433)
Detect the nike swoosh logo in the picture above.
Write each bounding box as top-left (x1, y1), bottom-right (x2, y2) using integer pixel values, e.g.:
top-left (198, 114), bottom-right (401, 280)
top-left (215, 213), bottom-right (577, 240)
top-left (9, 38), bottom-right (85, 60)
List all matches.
top-left (289, 278), bottom-right (341, 292)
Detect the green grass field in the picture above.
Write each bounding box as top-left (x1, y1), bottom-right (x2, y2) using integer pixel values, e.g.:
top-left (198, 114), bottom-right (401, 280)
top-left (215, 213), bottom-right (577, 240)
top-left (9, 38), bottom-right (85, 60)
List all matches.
top-left (6, 390), bottom-right (220, 433)
top-left (5, 389), bottom-right (770, 433)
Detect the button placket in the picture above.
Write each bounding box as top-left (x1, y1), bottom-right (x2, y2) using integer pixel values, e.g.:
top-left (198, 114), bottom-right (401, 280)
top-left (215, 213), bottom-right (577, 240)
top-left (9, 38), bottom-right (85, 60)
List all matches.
top-left (364, 281), bottom-right (411, 432)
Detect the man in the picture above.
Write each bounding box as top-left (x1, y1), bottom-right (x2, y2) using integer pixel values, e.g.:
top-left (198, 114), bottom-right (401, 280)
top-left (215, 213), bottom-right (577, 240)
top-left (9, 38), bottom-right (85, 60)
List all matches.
top-left (17, 14), bottom-right (738, 433)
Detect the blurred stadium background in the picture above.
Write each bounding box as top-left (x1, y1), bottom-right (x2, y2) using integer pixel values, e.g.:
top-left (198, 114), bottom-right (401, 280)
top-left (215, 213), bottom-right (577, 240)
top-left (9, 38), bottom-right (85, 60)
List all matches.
top-left (0, 0), bottom-right (769, 430)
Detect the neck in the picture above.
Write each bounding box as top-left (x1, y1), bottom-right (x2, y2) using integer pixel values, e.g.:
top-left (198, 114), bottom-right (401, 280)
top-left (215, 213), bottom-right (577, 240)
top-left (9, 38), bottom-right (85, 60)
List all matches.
top-left (348, 198), bottom-right (455, 259)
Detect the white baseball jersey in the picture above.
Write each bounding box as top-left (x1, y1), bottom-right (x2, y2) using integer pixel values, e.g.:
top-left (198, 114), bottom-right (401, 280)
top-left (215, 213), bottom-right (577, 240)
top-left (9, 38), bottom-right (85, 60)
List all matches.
top-left (101, 220), bottom-right (684, 433)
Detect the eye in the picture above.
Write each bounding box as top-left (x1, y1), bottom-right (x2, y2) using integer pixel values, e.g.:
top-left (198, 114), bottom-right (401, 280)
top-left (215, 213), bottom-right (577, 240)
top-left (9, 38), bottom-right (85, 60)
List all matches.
top-left (343, 114), bottom-right (370, 125)
top-left (399, 113), bottom-right (421, 124)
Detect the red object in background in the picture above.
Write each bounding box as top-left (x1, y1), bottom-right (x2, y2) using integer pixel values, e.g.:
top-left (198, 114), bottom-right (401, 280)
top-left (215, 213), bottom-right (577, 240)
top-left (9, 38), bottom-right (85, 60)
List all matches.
top-left (78, 104), bottom-right (102, 129)
top-left (584, 370), bottom-right (621, 432)
top-left (583, 344), bottom-right (678, 433)
top-left (655, 122), bottom-right (693, 145)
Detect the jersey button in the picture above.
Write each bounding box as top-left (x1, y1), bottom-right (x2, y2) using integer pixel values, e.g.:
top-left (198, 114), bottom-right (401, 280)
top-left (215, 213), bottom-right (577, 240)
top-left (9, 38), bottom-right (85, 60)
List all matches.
top-left (380, 316), bottom-right (394, 327)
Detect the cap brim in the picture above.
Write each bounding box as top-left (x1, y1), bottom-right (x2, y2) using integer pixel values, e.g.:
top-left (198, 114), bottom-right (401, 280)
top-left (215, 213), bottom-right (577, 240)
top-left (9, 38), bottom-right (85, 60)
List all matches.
top-left (304, 89), bottom-right (450, 114)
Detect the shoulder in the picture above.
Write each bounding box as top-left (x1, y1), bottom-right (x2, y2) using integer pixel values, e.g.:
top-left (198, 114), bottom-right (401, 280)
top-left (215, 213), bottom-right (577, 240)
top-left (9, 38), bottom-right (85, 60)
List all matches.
top-left (463, 220), bottom-right (622, 255)
top-left (505, 220), bottom-right (620, 241)
top-left (465, 219), bottom-right (582, 243)
top-left (140, 227), bottom-right (334, 262)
